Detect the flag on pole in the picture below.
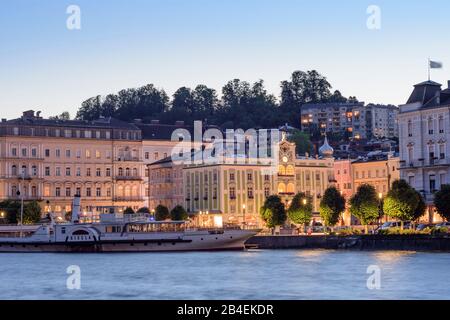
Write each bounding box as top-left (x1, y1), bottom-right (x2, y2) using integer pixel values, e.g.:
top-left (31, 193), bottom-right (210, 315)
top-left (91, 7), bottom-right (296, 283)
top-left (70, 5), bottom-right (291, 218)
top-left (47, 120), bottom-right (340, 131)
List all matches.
top-left (430, 60), bottom-right (443, 69)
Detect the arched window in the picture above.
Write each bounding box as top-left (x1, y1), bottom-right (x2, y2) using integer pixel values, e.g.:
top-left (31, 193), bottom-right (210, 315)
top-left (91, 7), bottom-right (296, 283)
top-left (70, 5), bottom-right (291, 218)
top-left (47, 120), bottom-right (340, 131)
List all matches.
top-left (287, 183), bottom-right (295, 194)
top-left (117, 186), bottom-right (124, 196)
top-left (125, 186), bottom-right (131, 197)
top-left (21, 165), bottom-right (27, 176)
top-left (11, 165), bottom-right (17, 176)
top-left (125, 168), bottom-right (131, 176)
top-left (407, 120), bottom-right (412, 137)
top-left (286, 165), bottom-right (295, 176)
top-left (118, 167), bottom-right (123, 176)
top-left (278, 165), bottom-right (286, 176)
top-left (11, 185), bottom-right (17, 197)
top-left (277, 183), bottom-right (286, 194)
top-left (132, 168), bottom-right (138, 177)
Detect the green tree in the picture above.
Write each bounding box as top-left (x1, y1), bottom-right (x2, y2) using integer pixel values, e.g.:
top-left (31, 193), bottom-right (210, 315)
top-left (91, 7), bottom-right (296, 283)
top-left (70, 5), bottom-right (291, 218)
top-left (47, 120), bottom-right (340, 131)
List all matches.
top-left (49, 111), bottom-right (71, 120)
top-left (320, 187), bottom-right (346, 231)
top-left (434, 184), bottom-right (450, 221)
top-left (23, 201), bottom-right (42, 224)
top-left (260, 195), bottom-right (287, 230)
top-left (137, 207), bottom-right (151, 214)
top-left (0, 200), bottom-right (20, 224)
top-left (288, 130), bottom-right (313, 155)
top-left (155, 205), bottom-right (170, 221)
top-left (383, 180), bottom-right (424, 229)
top-left (123, 207), bottom-right (135, 214)
top-left (288, 193), bottom-right (313, 233)
top-left (170, 205), bottom-right (188, 221)
top-left (350, 184), bottom-right (379, 233)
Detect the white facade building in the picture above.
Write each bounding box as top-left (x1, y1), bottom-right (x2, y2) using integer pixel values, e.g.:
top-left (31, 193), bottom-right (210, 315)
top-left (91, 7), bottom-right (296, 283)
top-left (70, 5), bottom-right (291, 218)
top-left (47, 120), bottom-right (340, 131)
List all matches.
top-left (398, 80), bottom-right (450, 222)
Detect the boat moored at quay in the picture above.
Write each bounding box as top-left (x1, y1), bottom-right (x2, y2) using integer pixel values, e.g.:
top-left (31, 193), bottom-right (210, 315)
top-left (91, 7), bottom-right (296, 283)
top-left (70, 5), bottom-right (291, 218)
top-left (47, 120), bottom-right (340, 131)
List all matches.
top-left (0, 196), bottom-right (259, 253)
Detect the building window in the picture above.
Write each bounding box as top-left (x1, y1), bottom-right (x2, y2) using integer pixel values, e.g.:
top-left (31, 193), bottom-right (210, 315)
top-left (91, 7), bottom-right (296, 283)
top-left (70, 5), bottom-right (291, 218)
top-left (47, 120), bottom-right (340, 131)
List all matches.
top-left (86, 150), bottom-right (91, 158)
top-left (247, 187), bottom-right (254, 199)
top-left (96, 188), bottom-right (101, 197)
top-left (106, 188), bottom-right (111, 197)
top-left (31, 148), bottom-right (37, 158)
top-left (86, 188), bottom-right (92, 197)
top-left (247, 173), bottom-right (253, 181)
top-left (86, 168), bottom-right (91, 177)
top-left (408, 175), bottom-right (415, 186)
top-left (96, 150), bottom-right (101, 159)
top-left (264, 175), bottom-right (270, 181)
top-left (439, 144), bottom-right (445, 160)
top-left (264, 186), bottom-right (270, 198)
top-left (429, 146), bottom-right (435, 164)
top-left (213, 187), bottom-right (217, 199)
top-left (96, 168), bottom-right (101, 177)
top-left (154, 152), bottom-right (159, 160)
top-left (66, 167), bottom-right (71, 176)
top-left (430, 175), bottom-right (436, 192)
top-left (21, 148), bottom-right (27, 157)
top-left (106, 168), bottom-right (111, 177)
top-left (13, 127), bottom-right (19, 135)
top-left (45, 167), bottom-right (50, 176)
top-left (12, 148), bottom-right (17, 157)
top-left (428, 118), bottom-right (434, 135)
top-left (65, 188), bottom-right (71, 197)
top-left (230, 173), bottom-right (235, 181)
top-left (440, 173), bottom-right (446, 186)
top-left (85, 131), bottom-right (92, 138)
top-left (118, 168), bottom-right (123, 176)
top-left (133, 168), bottom-right (138, 176)
top-left (76, 188), bottom-right (81, 196)
top-left (407, 120), bottom-right (413, 137)
top-left (32, 165), bottom-right (37, 176)
top-left (408, 147), bottom-right (413, 164)
top-left (55, 187), bottom-right (61, 197)
top-left (76, 167), bottom-right (81, 177)
top-left (55, 149), bottom-right (61, 157)
top-left (145, 152), bottom-right (149, 160)
top-left (229, 187), bottom-right (236, 199)
top-left (66, 149), bottom-right (71, 158)
top-left (439, 116), bottom-right (444, 134)
top-left (45, 149), bottom-right (50, 157)
top-left (56, 167), bottom-right (61, 176)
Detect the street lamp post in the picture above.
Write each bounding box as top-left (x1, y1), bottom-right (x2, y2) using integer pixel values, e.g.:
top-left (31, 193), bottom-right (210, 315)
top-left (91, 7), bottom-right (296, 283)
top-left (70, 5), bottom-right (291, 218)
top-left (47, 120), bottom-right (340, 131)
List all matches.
top-left (242, 204), bottom-right (246, 230)
top-left (378, 192), bottom-right (383, 229)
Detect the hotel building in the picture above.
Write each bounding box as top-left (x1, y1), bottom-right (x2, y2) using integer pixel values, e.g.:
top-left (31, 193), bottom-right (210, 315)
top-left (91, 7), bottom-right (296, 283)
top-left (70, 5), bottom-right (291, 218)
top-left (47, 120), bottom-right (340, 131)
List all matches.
top-left (148, 136), bottom-right (335, 228)
top-left (398, 80), bottom-right (450, 222)
top-left (0, 110), bottom-right (144, 216)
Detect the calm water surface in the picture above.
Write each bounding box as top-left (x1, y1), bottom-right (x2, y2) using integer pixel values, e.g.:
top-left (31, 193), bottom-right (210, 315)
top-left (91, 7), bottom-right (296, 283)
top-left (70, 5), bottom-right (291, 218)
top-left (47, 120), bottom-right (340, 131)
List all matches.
top-left (0, 250), bottom-right (449, 300)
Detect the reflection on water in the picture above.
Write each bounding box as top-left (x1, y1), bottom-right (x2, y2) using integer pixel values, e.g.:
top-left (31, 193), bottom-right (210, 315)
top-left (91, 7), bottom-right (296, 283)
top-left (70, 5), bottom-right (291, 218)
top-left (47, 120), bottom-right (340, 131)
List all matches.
top-left (0, 250), bottom-right (449, 300)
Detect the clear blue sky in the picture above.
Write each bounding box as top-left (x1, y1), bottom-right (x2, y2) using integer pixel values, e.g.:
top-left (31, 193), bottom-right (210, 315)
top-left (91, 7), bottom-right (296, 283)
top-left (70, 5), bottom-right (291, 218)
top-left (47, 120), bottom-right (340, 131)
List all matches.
top-left (1, 0), bottom-right (449, 119)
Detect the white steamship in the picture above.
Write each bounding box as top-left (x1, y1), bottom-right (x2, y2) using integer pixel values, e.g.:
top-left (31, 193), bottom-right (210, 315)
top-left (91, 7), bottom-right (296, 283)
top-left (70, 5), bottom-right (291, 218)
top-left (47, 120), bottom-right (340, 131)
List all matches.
top-left (0, 196), bottom-right (259, 252)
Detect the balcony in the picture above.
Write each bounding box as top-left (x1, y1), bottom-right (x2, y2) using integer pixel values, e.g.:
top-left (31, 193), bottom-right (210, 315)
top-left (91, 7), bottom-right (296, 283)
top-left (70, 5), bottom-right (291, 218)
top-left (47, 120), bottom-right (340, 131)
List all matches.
top-left (8, 195), bottom-right (43, 201)
top-left (115, 176), bottom-right (143, 181)
top-left (0, 174), bottom-right (39, 180)
top-left (113, 197), bottom-right (144, 202)
top-left (115, 156), bottom-right (142, 162)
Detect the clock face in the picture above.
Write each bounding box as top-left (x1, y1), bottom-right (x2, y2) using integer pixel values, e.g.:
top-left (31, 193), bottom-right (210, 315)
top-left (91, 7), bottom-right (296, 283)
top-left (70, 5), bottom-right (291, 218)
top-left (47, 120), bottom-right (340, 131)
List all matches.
top-left (282, 156), bottom-right (288, 163)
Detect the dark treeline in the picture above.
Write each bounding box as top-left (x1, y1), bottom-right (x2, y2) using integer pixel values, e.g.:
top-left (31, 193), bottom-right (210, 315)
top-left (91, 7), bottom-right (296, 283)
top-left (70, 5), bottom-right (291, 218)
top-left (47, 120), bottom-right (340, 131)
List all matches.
top-left (76, 70), bottom-right (358, 130)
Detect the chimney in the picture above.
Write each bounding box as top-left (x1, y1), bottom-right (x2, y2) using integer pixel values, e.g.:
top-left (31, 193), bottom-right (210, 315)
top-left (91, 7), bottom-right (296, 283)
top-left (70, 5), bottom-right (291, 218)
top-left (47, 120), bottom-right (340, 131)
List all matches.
top-left (150, 120), bottom-right (160, 124)
top-left (175, 121), bottom-right (185, 126)
top-left (22, 110), bottom-right (35, 119)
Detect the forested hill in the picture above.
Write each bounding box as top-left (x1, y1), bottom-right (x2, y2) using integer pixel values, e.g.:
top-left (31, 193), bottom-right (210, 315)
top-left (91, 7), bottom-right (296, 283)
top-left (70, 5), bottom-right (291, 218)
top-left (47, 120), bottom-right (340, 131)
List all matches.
top-left (74, 70), bottom-right (359, 130)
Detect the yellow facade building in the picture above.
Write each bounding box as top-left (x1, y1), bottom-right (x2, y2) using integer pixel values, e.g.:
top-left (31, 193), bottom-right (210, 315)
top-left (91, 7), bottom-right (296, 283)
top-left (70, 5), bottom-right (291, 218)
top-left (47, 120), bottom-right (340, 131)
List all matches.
top-left (0, 111), bottom-right (144, 216)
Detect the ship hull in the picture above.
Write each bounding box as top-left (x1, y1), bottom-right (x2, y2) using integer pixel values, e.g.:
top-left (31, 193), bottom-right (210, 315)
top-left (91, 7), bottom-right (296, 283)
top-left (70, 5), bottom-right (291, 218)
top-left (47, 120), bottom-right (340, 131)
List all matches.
top-left (0, 229), bottom-right (257, 253)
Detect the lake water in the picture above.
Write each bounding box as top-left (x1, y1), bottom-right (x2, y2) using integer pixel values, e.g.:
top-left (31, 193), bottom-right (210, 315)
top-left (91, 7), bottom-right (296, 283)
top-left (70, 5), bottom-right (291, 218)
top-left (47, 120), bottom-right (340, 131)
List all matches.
top-left (0, 250), bottom-right (449, 300)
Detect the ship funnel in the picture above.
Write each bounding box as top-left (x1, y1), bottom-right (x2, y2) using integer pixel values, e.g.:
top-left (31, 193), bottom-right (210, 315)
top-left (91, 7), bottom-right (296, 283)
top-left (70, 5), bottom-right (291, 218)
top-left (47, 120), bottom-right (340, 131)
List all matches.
top-left (71, 195), bottom-right (81, 223)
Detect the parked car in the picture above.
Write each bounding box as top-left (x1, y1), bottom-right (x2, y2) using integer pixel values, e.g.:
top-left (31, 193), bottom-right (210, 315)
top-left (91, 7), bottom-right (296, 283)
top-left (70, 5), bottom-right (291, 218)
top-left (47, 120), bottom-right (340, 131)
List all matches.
top-left (416, 223), bottom-right (435, 231)
top-left (378, 221), bottom-right (412, 232)
top-left (435, 222), bottom-right (450, 228)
